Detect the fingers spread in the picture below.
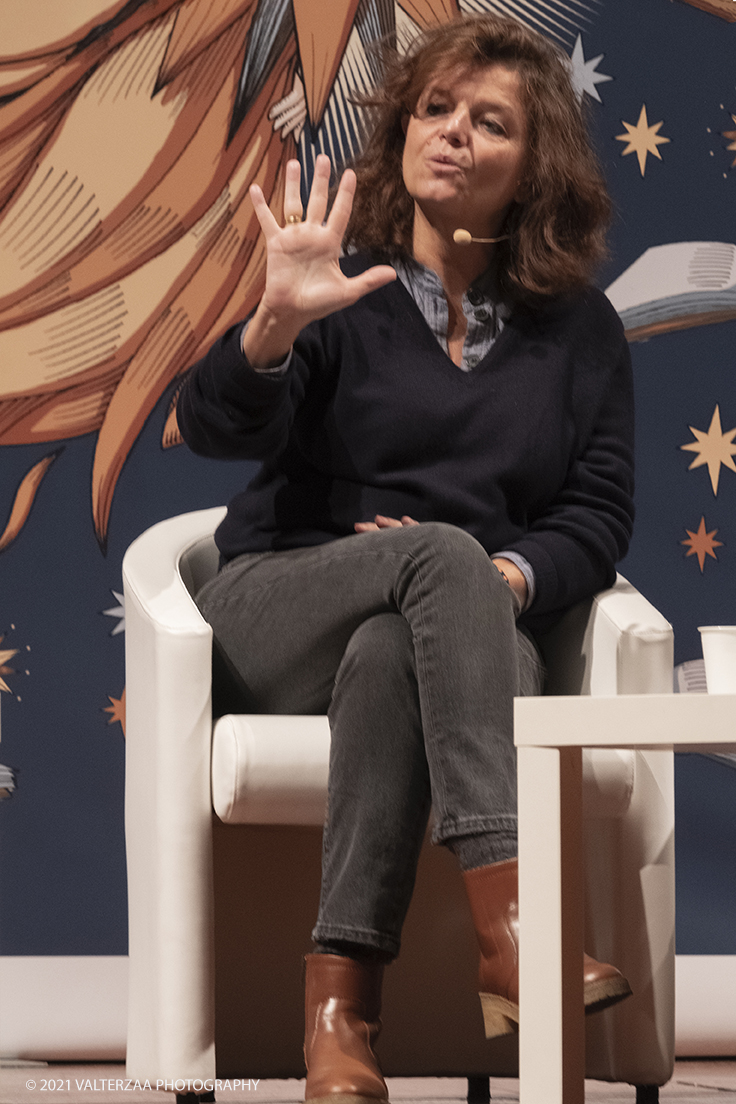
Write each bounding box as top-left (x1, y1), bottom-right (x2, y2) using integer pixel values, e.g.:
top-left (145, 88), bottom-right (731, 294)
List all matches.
top-left (249, 183), bottom-right (280, 237)
top-left (341, 265), bottom-right (396, 308)
top-left (283, 159), bottom-right (303, 223)
top-left (305, 154), bottom-right (331, 224)
top-left (327, 167), bottom-right (357, 238)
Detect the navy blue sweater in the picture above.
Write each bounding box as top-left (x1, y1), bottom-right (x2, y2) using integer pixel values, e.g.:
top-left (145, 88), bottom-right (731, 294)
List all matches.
top-left (178, 255), bottom-right (635, 635)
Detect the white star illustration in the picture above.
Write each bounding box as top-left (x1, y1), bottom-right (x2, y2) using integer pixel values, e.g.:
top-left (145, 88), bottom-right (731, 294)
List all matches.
top-left (102, 590), bottom-right (125, 636)
top-left (567, 34), bottom-right (613, 103)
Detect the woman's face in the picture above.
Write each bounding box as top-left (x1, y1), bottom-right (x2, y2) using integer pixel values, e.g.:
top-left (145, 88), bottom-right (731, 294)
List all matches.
top-left (402, 63), bottom-right (528, 239)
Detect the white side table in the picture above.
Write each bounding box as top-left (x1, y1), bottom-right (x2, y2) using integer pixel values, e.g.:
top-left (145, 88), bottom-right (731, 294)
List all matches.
top-left (514, 692), bottom-right (736, 1104)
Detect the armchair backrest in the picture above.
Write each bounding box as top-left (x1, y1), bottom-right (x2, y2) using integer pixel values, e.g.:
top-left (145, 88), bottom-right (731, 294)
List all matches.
top-left (179, 532), bottom-right (221, 599)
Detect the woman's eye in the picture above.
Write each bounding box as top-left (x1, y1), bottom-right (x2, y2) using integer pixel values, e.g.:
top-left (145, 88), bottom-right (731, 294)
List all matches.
top-left (424, 101), bottom-right (448, 117)
top-left (481, 118), bottom-right (505, 135)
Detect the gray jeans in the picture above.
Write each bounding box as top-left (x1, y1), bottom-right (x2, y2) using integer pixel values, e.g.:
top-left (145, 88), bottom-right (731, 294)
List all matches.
top-left (197, 522), bottom-right (544, 957)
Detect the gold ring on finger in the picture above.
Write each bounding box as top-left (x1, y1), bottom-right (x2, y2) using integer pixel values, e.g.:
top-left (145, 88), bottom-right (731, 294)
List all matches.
top-left (285, 213), bottom-right (302, 225)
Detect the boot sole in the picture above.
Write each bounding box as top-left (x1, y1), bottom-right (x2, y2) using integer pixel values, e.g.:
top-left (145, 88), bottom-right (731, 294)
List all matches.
top-left (480, 975), bottom-right (633, 1039)
top-left (479, 993), bottom-right (520, 1038)
top-left (584, 973), bottom-right (633, 1015)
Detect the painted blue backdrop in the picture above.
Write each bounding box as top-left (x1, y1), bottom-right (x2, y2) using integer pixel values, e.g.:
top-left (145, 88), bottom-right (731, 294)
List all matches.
top-left (0, 0), bottom-right (735, 958)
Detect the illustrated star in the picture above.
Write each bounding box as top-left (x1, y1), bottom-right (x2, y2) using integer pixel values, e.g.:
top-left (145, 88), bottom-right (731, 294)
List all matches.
top-left (104, 688), bottom-right (126, 736)
top-left (567, 34), bottom-right (613, 103)
top-left (616, 105), bottom-right (671, 176)
top-left (102, 590), bottom-right (125, 636)
top-left (0, 635), bottom-right (18, 694)
top-left (724, 114), bottom-right (736, 168)
top-left (681, 404), bottom-right (736, 495)
top-left (682, 517), bottom-right (723, 573)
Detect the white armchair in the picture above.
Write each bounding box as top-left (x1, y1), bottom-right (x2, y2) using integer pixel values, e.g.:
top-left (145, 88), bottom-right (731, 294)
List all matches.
top-left (123, 508), bottom-right (674, 1097)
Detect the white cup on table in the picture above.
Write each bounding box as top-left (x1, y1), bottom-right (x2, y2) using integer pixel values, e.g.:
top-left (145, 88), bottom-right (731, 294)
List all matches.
top-left (698, 626), bottom-right (736, 694)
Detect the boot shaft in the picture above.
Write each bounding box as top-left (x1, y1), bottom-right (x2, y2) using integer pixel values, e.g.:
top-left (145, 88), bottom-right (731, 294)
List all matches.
top-left (304, 954), bottom-right (384, 1059)
top-left (303, 953), bottom-right (387, 1104)
top-left (462, 857), bottom-right (519, 1003)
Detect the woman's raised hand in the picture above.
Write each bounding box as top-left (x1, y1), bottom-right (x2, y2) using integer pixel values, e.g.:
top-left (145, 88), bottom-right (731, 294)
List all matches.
top-left (244, 155), bottom-right (396, 369)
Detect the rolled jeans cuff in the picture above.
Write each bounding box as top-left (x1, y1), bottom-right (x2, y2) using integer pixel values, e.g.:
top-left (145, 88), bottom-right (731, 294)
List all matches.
top-left (432, 812), bottom-right (518, 853)
top-left (311, 922), bottom-right (402, 960)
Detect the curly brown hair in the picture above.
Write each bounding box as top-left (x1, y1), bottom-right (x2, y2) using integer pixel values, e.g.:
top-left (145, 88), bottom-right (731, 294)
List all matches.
top-left (344, 14), bottom-right (611, 302)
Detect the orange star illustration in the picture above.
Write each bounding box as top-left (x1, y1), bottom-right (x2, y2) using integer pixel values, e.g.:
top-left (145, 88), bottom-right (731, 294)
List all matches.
top-left (724, 114), bottom-right (736, 168)
top-left (616, 105), bottom-right (670, 176)
top-left (681, 517), bottom-right (723, 572)
top-left (680, 404), bottom-right (736, 495)
top-left (104, 688), bottom-right (126, 737)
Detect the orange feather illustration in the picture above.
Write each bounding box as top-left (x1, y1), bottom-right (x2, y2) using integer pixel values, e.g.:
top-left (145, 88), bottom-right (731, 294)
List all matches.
top-left (0, 0), bottom-right (460, 550)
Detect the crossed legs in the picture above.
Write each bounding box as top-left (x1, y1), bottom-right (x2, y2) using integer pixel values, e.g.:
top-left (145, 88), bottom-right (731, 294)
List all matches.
top-left (197, 522), bottom-right (543, 954)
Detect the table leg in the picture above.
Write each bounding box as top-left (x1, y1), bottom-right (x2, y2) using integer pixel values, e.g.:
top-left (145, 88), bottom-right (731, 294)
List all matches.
top-left (518, 745), bottom-right (584, 1104)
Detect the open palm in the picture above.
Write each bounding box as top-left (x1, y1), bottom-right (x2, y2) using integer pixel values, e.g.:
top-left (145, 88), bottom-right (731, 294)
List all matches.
top-left (250, 154), bottom-right (396, 328)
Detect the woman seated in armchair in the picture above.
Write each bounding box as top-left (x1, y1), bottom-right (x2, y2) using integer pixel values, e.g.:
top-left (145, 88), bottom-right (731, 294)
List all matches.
top-left (178, 13), bottom-right (635, 1104)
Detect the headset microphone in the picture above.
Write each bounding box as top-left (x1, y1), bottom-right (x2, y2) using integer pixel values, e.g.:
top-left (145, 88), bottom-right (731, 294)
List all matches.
top-left (453, 229), bottom-right (509, 245)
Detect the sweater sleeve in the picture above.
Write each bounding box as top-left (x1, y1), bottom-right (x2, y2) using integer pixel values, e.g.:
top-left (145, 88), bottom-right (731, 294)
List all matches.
top-left (177, 323), bottom-right (308, 460)
top-left (508, 300), bottom-right (635, 621)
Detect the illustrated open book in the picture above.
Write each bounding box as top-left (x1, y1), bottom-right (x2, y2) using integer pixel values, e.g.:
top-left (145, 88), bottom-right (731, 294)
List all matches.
top-left (605, 241), bottom-right (736, 341)
top-left (0, 762), bottom-right (15, 799)
top-left (675, 659), bottom-right (736, 770)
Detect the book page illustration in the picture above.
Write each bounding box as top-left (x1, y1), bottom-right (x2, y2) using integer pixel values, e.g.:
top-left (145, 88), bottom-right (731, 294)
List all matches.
top-left (606, 241), bottom-right (736, 340)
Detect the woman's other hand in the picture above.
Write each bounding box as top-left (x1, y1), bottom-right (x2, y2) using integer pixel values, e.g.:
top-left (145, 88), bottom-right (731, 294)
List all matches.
top-left (354, 515), bottom-right (420, 533)
top-left (491, 557), bottom-right (528, 610)
top-left (244, 155), bottom-right (396, 369)
top-left (353, 524), bottom-right (528, 609)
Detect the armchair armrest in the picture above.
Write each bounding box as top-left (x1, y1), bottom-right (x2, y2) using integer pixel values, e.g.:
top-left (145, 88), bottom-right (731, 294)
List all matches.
top-left (540, 574), bottom-right (673, 697)
top-left (123, 508), bottom-right (225, 1082)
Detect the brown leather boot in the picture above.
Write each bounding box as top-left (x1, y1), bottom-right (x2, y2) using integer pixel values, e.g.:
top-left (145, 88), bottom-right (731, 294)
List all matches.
top-left (462, 858), bottom-right (633, 1039)
top-left (304, 953), bottom-right (389, 1104)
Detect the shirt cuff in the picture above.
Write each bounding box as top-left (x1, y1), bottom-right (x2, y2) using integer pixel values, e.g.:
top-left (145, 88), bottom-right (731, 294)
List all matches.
top-left (239, 320), bottom-right (292, 374)
top-left (493, 551), bottom-right (536, 613)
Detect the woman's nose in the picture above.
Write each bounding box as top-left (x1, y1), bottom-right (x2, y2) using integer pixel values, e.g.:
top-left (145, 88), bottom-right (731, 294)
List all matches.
top-left (441, 106), bottom-right (470, 145)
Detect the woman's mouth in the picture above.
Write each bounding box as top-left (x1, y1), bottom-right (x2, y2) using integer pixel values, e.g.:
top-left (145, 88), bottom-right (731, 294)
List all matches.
top-left (429, 155), bottom-right (463, 172)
